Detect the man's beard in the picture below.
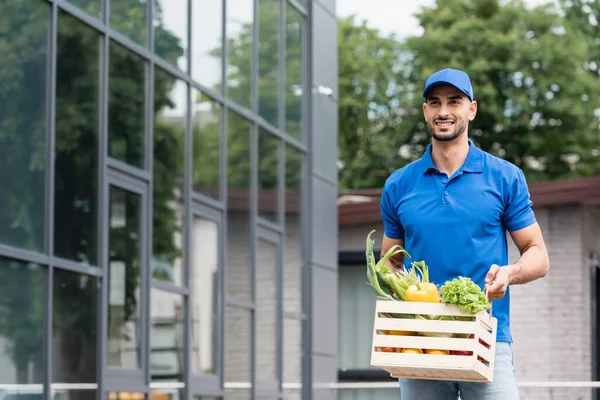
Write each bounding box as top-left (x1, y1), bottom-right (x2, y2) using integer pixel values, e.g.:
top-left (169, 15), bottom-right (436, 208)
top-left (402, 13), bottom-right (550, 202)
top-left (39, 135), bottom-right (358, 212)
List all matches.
top-left (427, 118), bottom-right (467, 142)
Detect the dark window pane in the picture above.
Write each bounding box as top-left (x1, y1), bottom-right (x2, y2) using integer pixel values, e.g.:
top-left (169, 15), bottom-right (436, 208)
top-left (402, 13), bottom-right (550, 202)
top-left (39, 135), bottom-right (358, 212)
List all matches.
top-left (154, 0), bottom-right (188, 71)
top-left (284, 146), bottom-right (302, 314)
top-left (108, 187), bottom-right (142, 369)
top-left (150, 289), bottom-right (184, 383)
top-left (224, 307), bottom-right (251, 399)
top-left (226, 112), bottom-right (252, 301)
top-left (191, 217), bottom-right (219, 375)
top-left (191, 0), bottom-right (222, 91)
top-left (152, 69), bottom-right (185, 285)
top-left (108, 41), bottom-right (146, 168)
top-left (0, 1), bottom-right (48, 252)
top-left (258, 0), bottom-right (279, 127)
top-left (258, 130), bottom-right (279, 222)
top-left (0, 257), bottom-right (44, 384)
top-left (285, 6), bottom-right (303, 140)
top-left (226, 0), bottom-right (253, 109)
top-left (66, 0), bottom-right (100, 17)
top-left (110, 1), bottom-right (147, 46)
top-left (54, 10), bottom-right (99, 265)
top-left (192, 91), bottom-right (220, 200)
top-left (256, 240), bottom-right (277, 382)
top-left (53, 269), bottom-right (98, 386)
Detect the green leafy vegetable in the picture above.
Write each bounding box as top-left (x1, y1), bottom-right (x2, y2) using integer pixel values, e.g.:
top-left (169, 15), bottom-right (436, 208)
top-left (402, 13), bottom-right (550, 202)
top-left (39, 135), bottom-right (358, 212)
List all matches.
top-left (439, 276), bottom-right (491, 314)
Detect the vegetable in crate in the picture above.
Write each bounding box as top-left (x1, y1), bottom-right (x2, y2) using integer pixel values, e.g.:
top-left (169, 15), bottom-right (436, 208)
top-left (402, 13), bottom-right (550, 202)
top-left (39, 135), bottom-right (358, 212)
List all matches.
top-left (439, 276), bottom-right (491, 314)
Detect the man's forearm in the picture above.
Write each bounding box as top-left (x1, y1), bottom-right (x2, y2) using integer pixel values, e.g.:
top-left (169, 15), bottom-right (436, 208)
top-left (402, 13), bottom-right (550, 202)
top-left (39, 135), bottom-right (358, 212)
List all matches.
top-left (507, 244), bottom-right (549, 285)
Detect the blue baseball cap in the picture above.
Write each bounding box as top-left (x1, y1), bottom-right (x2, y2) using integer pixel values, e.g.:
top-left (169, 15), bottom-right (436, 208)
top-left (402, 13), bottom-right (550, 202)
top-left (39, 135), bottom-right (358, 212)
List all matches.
top-left (423, 68), bottom-right (474, 101)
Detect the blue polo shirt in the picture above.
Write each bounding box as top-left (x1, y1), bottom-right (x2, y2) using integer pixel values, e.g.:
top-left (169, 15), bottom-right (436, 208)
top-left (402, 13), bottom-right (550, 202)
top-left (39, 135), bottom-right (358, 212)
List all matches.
top-left (380, 141), bottom-right (536, 342)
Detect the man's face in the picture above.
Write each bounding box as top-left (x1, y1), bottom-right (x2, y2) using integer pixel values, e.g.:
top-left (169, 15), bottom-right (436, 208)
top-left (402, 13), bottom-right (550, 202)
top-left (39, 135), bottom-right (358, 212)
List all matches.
top-left (422, 85), bottom-right (477, 142)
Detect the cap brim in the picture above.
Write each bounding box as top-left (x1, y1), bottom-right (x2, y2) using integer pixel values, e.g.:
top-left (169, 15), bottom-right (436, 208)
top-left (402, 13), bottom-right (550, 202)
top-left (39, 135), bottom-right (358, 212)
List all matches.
top-left (423, 81), bottom-right (472, 100)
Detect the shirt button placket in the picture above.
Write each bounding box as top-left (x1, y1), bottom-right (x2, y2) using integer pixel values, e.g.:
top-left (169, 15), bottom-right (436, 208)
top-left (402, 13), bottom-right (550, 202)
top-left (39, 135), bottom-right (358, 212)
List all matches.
top-left (442, 178), bottom-right (449, 205)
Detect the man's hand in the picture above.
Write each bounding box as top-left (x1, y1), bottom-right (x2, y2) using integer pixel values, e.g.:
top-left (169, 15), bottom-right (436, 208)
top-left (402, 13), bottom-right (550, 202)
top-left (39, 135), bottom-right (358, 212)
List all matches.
top-left (484, 264), bottom-right (510, 301)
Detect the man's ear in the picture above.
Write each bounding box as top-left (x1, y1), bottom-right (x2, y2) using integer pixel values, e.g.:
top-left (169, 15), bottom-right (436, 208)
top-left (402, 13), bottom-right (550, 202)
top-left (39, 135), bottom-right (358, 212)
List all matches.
top-left (468, 100), bottom-right (478, 121)
top-left (422, 102), bottom-right (427, 119)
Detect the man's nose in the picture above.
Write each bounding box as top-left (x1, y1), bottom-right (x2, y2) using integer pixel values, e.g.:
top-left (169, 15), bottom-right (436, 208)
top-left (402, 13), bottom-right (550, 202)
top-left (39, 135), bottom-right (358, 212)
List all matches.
top-left (438, 104), bottom-right (450, 117)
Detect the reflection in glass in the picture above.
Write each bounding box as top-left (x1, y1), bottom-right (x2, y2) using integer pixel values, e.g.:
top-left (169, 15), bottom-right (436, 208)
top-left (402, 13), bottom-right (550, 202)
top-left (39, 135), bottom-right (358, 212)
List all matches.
top-left (106, 393), bottom-right (144, 400)
top-left (152, 68), bottom-right (185, 285)
top-left (66, 0), bottom-right (100, 17)
top-left (108, 187), bottom-right (142, 369)
top-left (54, 10), bottom-right (99, 265)
top-left (226, 0), bottom-right (253, 108)
top-left (50, 389), bottom-right (96, 400)
top-left (283, 318), bottom-right (302, 400)
top-left (224, 307), bottom-right (251, 399)
top-left (226, 112), bottom-right (252, 301)
top-left (192, 91), bottom-right (221, 200)
top-left (0, 1), bottom-right (47, 252)
top-left (150, 289), bottom-right (184, 383)
top-left (151, 391), bottom-right (182, 400)
top-left (256, 240), bottom-right (277, 382)
top-left (53, 269), bottom-right (98, 390)
top-left (0, 258), bottom-right (44, 383)
top-left (258, 0), bottom-right (280, 127)
top-left (110, 1), bottom-right (147, 46)
top-left (191, 217), bottom-right (218, 375)
top-left (108, 41), bottom-right (146, 168)
top-left (284, 146), bottom-right (303, 314)
top-left (285, 6), bottom-right (303, 139)
top-left (192, 0), bottom-right (223, 90)
top-left (258, 130), bottom-right (280, 222)
top-left (154, 0), bottom-right (187, 71)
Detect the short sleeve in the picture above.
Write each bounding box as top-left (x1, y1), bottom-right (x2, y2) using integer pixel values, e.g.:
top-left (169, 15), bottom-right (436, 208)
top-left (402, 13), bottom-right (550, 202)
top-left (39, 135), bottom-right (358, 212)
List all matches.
top-left (380, 183), bottom-right (405, 239)
top-left (503, 169), bottom-right (536, 232)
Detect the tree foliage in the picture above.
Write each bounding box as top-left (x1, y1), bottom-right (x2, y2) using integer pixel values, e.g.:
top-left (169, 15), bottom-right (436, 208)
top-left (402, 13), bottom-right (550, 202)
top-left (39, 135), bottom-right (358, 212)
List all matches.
top-left (338, 0), bottom-right (600, 189)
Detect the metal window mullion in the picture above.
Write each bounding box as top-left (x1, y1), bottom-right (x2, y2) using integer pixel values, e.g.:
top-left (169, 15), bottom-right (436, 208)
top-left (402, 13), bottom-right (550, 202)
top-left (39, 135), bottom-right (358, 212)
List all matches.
top-left (276, 234), bottom-right (284, 395)
top-left (252, 0), bottom-right (259, 116)
top-left (250, 121), bottom-right (258, 400)
top-left (0, 244), bottom-right (50, 266)
top-left (221, 0), bottom-right (227, 98)
top-left (98, 0), bottom-right (110, 396)
top-left (286, 0), bottom-right (307, 16)
top-left (301, 0), bottom-right (313, 398)
top-left (183, 0), bottom-right (193, 393)
top-left (279, 0), bottom-right (286, 135)
top-left (52, 257), bottom-right (103, 277)
top-left (45, 2), bottom-right (58, 399)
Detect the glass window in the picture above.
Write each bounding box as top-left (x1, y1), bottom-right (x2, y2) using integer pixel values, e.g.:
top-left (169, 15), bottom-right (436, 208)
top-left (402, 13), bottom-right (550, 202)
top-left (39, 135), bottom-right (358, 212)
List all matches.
top-left (108, 186), bottom-right (142, 369)
top-left (226, 112), bottom-right (252, 301)
top-left (150, 289), bottom-right (184, 383)
top-left (284, 146), bottom-right (302, 314)
top-left (191, 0), bottom-right (223, 91)
top-left (192, 91), bottom-right (221, 200)
top-left (108, 40), bottom-right (146, 168)
top-left (256, 239), bottom-right (277, 382)
top-left (151, 391), bottom-right (182, 400)
top-left (152, 69), bottom-right (186, 285)
top-left (283, 318), bottom-right (302, 400)
top-left (0, 0), bottom-right (47, 252)
top-left (53, 269), bottom-right (98, 392)
top-left (0, 257), bottom-right (44, 384)
top-left (224, 307), bottom-right (251, 399)
top-left (191, 217), bottom-right (219, 375)
top-left (285, 5), bottom-right (303, 140)
top-left (66, 0), bottom-right (100, 17)
top-left (54, 10), bottom-right (99, 265)
top-left (258, 130), bottom-right (280, 223)
top-left (106, 393), bottom-right (145, 400)
top-left (258, 0), bottom-right (280, 127)
top-left (154, 0), bottom-right (188, 71)
top-left (110, 1), bottom-right (147, 46)
top-left (226, 0), bottom-right (253, 109)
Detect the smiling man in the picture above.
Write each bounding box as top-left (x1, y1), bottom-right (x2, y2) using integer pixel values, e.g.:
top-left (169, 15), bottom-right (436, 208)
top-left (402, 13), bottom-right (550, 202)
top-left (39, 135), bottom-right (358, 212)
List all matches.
top-left (379, 68), bottom-right (550, 399)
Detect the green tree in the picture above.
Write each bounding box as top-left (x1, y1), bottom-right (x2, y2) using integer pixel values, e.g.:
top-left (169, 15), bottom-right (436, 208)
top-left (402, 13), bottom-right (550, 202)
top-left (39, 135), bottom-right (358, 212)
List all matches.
top-left (338, 0), bottom-right (600, 189)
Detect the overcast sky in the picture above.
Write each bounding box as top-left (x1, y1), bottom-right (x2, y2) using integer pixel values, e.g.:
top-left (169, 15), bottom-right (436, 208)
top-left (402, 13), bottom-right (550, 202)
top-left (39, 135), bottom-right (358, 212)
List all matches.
top-left (336, 0), bottom-right (558, 39)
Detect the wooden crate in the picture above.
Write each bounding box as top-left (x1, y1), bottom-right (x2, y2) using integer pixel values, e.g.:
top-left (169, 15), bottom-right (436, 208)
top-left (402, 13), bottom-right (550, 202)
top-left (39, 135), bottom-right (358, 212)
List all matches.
top-left (370, 300), bottom-right (497, 382)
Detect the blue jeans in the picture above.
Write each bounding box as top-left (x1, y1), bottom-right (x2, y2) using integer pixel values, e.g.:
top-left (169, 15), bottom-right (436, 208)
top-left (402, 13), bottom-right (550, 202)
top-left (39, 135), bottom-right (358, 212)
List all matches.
top-left (398, 342), bottom-right (519, 400)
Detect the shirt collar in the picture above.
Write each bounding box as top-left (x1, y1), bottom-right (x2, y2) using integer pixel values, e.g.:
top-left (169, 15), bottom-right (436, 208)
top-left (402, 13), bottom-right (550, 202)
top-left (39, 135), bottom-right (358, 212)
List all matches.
top-left (418, 139), bottom-right (484, 174)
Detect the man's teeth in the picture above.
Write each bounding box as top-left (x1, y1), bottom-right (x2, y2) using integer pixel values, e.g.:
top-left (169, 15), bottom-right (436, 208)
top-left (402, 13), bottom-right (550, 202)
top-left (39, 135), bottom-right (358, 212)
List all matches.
top-left (437, 121), bottom-right (453, 126)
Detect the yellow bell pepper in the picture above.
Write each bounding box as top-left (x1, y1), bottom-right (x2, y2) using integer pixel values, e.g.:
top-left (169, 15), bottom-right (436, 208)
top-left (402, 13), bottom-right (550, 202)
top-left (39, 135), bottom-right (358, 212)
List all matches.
top-left (400, 348), bottom-right (423, 354)
top-left (406, 282), bottom-right (441, 303)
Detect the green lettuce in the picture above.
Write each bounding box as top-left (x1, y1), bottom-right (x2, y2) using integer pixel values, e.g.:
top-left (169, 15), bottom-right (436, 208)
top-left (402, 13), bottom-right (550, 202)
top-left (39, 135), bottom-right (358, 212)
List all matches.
top-left (439, 277), bottom-right (491, 314)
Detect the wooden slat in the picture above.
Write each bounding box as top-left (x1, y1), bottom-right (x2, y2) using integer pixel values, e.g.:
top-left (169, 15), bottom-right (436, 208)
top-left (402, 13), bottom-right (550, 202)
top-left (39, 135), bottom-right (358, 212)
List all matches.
top-left (375, 300), bottom-right (471, 317)
top-left (375, 317), bottom-right (479, 334)
top-left (373, 335), bottom-right (476, 351)
top-left (371, 351), bottom-right (476, 369)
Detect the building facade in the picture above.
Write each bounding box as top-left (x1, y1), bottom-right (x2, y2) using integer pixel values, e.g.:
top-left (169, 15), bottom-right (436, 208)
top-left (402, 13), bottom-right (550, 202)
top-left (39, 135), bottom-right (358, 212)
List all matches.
top-left (337, 177), bottom-right (600, 399)
top-left (0, 1), bottom-right (338, 400)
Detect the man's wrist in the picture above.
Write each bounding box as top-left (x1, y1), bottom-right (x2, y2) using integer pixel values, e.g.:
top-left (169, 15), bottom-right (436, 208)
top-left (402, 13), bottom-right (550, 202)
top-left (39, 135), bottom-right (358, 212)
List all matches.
top-left (506, 262), bottom-right (523, 285)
